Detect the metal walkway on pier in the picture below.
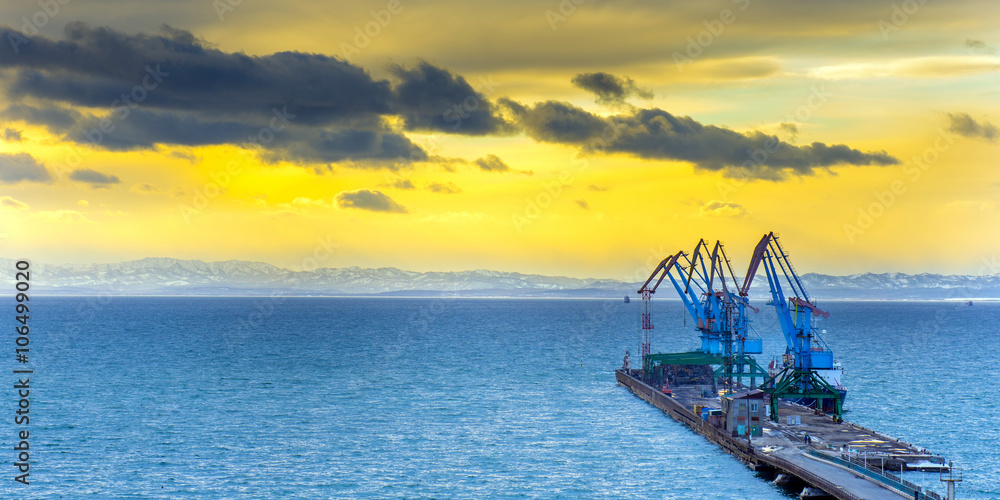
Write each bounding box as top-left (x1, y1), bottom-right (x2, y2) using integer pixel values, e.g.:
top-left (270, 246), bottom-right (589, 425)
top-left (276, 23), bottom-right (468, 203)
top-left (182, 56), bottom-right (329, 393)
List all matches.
top-left (772, 448), bottom-right (912, 499)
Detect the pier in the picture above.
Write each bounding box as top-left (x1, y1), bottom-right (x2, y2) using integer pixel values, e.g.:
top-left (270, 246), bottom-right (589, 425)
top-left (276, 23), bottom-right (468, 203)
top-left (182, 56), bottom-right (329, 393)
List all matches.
top-left (616, 369), bottom-right (949, 500)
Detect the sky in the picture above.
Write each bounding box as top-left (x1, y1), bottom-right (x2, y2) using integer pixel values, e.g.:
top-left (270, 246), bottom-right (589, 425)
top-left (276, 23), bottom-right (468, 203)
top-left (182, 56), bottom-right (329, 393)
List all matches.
top-left (0, 0), bottom-right (997, 279)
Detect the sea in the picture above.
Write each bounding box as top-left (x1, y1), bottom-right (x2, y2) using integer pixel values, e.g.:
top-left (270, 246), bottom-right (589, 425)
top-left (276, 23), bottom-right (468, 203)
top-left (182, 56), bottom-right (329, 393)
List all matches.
top-left (3, 297), bottom-right (998, 499)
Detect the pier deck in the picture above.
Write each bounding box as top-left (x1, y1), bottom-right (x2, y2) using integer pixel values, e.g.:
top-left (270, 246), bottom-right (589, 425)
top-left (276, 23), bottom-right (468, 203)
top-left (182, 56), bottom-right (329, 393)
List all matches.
top-left (616, 370), bottom-right (946, 499)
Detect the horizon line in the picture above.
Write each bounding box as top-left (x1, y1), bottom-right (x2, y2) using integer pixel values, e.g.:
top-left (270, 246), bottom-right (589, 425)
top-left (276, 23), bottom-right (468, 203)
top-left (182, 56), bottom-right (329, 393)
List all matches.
top-left (2, 256), bottom-right (997, 281)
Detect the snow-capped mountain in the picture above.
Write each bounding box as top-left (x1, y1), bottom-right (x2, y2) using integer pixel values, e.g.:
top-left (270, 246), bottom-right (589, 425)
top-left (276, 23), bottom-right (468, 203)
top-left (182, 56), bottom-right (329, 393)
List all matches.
top-left (796, 272), bottom-right (1000, 299)
top-left (4, 257), bottom-right (999, 298)
top-left (2, 257), bottom-right (633, 296)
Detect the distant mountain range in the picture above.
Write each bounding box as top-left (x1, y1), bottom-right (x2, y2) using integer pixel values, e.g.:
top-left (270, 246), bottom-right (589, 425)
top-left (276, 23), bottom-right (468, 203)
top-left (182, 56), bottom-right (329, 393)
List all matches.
top-left (5, 257), bottom-right (1000, 299)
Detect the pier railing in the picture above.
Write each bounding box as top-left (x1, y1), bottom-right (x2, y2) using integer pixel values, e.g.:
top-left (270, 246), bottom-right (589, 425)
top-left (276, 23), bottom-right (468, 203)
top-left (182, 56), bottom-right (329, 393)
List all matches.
top-left (805, 450), bottom-right (943, 500)
top-left (882, 469), bottom-right (942, 499)
top-left (764, 453), bottom-right (864, 500)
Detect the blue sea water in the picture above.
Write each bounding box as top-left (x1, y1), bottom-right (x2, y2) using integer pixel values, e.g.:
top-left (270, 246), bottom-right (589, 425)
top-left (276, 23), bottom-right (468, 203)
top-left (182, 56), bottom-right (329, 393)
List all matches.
top-left (2, 297), bottom-right (998, 499)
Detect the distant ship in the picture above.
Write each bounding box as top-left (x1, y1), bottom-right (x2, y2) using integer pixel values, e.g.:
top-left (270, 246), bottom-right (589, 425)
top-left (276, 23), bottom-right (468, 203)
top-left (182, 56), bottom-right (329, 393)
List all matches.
top-left (624, 294), bottom-right (630, 303)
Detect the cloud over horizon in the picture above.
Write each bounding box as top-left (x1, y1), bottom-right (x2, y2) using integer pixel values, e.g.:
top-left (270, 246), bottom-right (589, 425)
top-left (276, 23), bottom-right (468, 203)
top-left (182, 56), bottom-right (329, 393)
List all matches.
top-left (426, 181), bottom-right (461, 194)
top-left (0, 24), bottom-right (507, 167)
top-left (700, 200), bottom-right (746, 217)
top-left (3, 128), bottom-right (22, 142)
top-left (947, 112), bottom-right (998, 143)
top-left (571, 72), bottom-right (652, 105)
top-left (390, 62), bottom-right (514, 135)
top-left (0, 195), bottom-right (29, 210)
top-left (384, 178), bottom-right (416, 190)
top-left (69, 168), bottom-right (121, 186)
top-left (501, 99), bottom-right (898, 179)
top-left (334, 189), bottom-right (408, 213)
top-left (0, 152), bottom-right (52, 183)
top-left (474, 154), bottom-right (511, 172)
top-left (0, 24), bottom-right (901, 182)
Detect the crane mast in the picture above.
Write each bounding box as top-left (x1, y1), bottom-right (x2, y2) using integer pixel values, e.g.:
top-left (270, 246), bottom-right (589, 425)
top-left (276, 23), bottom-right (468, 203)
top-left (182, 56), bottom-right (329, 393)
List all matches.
top-left (743, 232), bottom-right (844, 421)
top-left (633, 232), bottom-right (845, 422)
top-left (636, 240), bottom-right (766, 394)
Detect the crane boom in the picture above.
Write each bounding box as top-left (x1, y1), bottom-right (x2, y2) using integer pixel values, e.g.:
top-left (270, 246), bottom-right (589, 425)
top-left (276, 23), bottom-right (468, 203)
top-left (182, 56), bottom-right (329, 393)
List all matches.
top-left (629, 233), bottom-right (843, 421)
top-left (741, 232), bottom-right (844, 421)
top-left (634, 240), bottom-right (765, 391)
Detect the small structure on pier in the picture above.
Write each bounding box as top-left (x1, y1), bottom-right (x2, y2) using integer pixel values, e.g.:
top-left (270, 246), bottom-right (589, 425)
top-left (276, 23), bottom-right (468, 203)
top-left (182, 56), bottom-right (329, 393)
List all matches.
top-left (722, 389), bottom-right (765, 436)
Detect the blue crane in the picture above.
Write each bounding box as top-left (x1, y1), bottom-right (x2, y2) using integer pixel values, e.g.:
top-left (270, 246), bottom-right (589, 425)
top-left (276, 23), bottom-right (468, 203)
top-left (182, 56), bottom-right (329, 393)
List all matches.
top-left (637, 240), bottom-right (766, 393)
top-left (741, 232), bottom-right (845, 421)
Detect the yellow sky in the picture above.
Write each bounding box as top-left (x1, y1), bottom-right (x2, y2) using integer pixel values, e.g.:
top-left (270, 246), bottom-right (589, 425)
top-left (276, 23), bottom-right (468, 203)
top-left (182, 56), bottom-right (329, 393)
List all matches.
top-left (1, 0), bottom-right (998, 278)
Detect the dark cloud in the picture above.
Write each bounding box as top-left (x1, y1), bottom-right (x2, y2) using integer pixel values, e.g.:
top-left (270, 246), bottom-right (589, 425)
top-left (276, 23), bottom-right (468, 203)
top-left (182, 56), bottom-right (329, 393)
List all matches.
top-left (5, 103), bottom-right (426, 166)
top-left (503, 100), bottom-right (898, 179)
top-left (426, 155), bottom-right (471, 173)
top-left (261, 128), bottom-right (427, 165)
top-left (0, 24), bottom-right (510, 166)
top-left (130, 183), bottom-right (161, 194)
top-left (700, 200), bottom-right (746, 217)
top-left (474, 154), bottom-right (511, 172)
top-left (571, 72), bottom-right (652, 105)
top-left (385, 179), bottom-right (415, 190)
top-left (69, 168), bottom-right (120, 186)
top-left (778, 122), bottom-right (798, 138)
top-left (0, 23), bottom-right (901, 180)
top-left (966, 39), bottom-right (987, 49)
top-left (426, 181), bottom-right (461, 194)
top-left (501, 99), bottom-right (606, 143)
top-left (0, 196), bottom-right (28, 210)
top-left (390, 61), bottom-right (513, 135)
top-left (3, 128), bottom-right (22, 142)
top-left (0, 152), bottom-right (51, 183)
top-left (574, 199), bottom-right (590, 209)
top-left (0, 23), bottom-right (391, 125)
top-left (946, 112), bottom-right (997, 143)
top-left (71, 109), bottom-right (258, 150)
top-left (965, 38), bottom-right (995, 54)
top-left (335, 189), bottom-right (407, 213)
top-left (5, 103), bottom-right (82, 129)
top-left (169, 150), bottom-right (199, 163)
top-left (472, 154), bottom-right (532, 175)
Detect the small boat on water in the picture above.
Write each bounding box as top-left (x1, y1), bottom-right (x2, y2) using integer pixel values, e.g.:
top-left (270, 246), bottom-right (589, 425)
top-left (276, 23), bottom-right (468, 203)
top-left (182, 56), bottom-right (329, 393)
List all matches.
top-left (967, 301), bottom-right (973, 306)
top-left (624, 294), bottom-right (630, 303)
